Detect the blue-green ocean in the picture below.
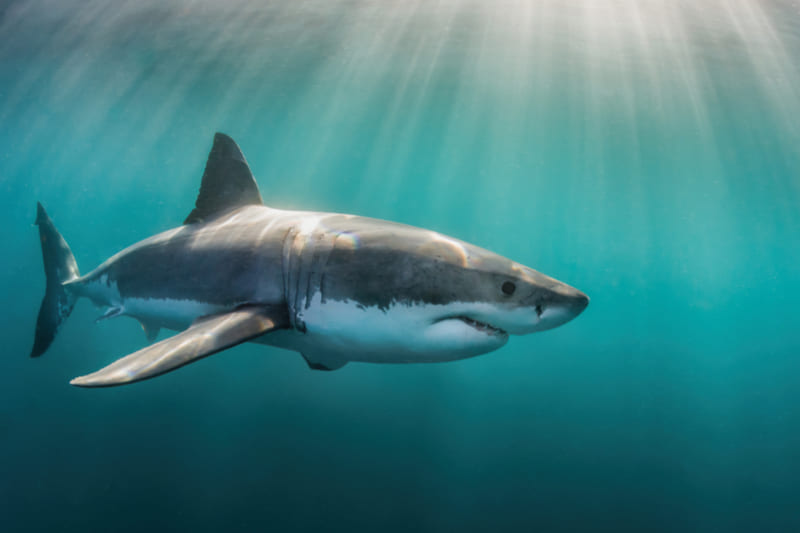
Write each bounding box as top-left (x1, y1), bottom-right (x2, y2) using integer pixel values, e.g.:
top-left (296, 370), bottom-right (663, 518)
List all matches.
top-left (2, 1), bottom-right (800, 531)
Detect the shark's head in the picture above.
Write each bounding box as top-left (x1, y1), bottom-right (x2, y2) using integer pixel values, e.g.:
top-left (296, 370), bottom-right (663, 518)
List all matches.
top-left (315, 223), bottom-right (589, 362)
top-left (419, 242), bottom-right (589, 356)
top-left (433, 262), bottom-right (588, 335)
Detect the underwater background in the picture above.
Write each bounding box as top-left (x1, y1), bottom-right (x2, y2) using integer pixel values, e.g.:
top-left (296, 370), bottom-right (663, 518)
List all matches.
top-left (2, 0), bottom-right (799, 531)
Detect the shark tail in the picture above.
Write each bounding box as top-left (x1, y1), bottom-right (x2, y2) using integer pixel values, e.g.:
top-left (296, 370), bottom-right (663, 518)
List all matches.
top-left (30, 203), bottom-right (80, 358)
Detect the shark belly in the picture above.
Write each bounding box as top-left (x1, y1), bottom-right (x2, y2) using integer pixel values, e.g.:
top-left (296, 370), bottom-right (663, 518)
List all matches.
top-left (122, 296), bottom-right (228, 331)
top-left (264, 293), bottom-right (509, 365)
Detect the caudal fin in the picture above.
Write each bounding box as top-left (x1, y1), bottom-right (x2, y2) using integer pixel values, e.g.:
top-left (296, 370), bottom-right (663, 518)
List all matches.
top-left (30, 203), bottom-right (80, 358)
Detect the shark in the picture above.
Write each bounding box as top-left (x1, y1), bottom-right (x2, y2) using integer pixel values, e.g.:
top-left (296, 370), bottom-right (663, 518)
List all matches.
top-left (31, 133), bottom-right (589, 387)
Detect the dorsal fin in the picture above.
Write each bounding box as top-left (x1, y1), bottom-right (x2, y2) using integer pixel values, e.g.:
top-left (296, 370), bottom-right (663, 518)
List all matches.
top-left (184, 133), bottom-right (264, 224)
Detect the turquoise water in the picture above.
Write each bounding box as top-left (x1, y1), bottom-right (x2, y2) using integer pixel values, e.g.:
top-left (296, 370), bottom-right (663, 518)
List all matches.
top-left (2, 1), bottom-right (800, 530)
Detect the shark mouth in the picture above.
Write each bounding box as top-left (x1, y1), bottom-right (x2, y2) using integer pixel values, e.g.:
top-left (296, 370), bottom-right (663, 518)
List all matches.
top-left (453, 316), bottom-right (507, 336)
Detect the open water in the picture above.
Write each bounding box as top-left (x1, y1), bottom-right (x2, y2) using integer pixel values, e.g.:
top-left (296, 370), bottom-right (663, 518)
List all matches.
top-left (1, 1), bottom-right (800, 531)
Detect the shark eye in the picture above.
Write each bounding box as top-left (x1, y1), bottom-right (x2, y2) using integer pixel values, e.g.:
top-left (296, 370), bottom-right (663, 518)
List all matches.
top-left (501, 281), bottom-right (516, 296)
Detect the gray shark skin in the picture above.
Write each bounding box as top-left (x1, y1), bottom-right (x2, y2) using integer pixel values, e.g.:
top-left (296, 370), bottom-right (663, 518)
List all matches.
top-left (31, 133), bottom-right (589, 387)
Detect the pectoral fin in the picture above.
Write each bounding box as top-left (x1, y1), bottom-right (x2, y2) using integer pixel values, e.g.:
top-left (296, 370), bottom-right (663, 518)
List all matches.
top-left (70, 306), bottom-right (286, 388)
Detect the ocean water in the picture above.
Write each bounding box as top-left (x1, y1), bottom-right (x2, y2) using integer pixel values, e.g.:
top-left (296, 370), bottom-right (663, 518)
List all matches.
top-left (2, 1), bottom-right (800, 531)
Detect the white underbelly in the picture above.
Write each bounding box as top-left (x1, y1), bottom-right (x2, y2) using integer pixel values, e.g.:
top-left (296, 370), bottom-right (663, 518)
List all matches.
top-left (264, 295), bottom-right (506, 364)
top-left (122, 297), bottom-right (229, 331)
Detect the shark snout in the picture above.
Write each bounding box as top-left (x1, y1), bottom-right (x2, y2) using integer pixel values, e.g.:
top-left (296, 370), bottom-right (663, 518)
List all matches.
top-left (536, 284), bottom-right (589, 331)
top-left (576, 292), bottom-right (590, 314)
top-left (565, 287), bottom-right (589, 316)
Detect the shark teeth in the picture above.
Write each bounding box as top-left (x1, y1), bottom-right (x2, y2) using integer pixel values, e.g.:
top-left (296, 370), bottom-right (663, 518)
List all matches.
top-left (455, 316), bottom-right (507, 336)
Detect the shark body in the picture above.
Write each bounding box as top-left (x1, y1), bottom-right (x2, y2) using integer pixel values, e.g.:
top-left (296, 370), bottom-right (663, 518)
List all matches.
top-left (31, 133), bottom-right (588, 387)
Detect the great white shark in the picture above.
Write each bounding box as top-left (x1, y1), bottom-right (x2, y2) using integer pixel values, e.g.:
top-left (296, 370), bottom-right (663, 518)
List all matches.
top-left (31, 133), bottom-right (589, 387)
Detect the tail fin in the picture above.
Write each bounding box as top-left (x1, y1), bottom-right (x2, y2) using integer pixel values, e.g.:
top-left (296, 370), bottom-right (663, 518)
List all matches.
top-left (30, 203), bottom-right (80, 358)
